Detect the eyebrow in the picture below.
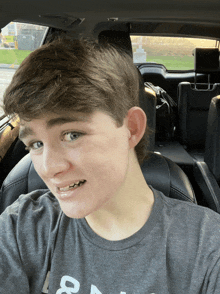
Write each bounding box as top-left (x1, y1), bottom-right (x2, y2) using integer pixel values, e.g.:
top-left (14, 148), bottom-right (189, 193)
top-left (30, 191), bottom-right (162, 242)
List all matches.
top-left (46, 115), bottom-right (90, 128)
top-left (19, 126), bottom-right (35, 141)
top-left (19, 115), bottom-right (90, 141)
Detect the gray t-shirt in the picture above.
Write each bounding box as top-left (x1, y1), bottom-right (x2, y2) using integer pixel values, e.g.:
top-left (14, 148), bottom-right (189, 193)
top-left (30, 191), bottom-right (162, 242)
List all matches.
top-left (1, 187), bottom-right (220, 294)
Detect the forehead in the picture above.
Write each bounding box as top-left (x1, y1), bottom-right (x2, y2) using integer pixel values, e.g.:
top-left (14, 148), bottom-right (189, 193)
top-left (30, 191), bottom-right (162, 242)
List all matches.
top-left (20, 112), bottom-right (91, 127)
top-left (18, 110), bottom-right (118, 140)
top-left (19, 112), bottom-right (92, 139)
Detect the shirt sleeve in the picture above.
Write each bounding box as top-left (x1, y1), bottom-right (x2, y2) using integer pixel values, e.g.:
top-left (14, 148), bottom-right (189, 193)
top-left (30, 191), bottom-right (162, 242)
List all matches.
top-left (0, 190), bottom-right (61, 294)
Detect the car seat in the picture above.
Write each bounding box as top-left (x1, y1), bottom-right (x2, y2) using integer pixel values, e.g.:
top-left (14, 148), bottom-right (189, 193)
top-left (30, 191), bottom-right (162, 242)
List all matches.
top-left (178, 48), bottom-right (220, 150)
top-left (192, 96), bottom-right (220, 213)
top-left (204, 95), bottom-right (220, 183)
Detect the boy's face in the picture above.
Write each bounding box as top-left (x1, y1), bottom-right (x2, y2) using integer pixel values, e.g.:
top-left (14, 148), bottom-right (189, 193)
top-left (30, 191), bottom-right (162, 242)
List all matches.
top-left (19, 110), bottom-right (131, 218)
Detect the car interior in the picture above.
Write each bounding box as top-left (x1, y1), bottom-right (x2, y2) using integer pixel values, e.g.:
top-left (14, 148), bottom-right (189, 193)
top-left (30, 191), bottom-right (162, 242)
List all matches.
top-left (1, 0), bottom-right (220, 214)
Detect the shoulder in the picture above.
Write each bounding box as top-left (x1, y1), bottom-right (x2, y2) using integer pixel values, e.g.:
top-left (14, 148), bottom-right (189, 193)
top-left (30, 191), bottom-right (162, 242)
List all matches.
top-left (152, 189), bottom-right (220, 290)
top-left (6, 188), bottom-right (59, 208)
top-left (0, 189), bottom-right (62, 230)
top-left (153, 187), bottom-right (220, 243)
top-left (0, 190), bottom-right (62, 292)
top-left (154, 187), bottom-right (220, 220)
top-left (0, 189), bottom-right (63, 262)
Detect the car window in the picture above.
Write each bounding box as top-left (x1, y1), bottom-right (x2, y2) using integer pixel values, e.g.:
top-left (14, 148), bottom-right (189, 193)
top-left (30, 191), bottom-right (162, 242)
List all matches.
top-left (131, 36), bottom-right (217, 71)
top-left (0, 22), bottom-right (48, 116)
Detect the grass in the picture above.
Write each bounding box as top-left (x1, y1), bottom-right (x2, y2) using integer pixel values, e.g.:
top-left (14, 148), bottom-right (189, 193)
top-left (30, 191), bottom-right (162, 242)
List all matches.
top-left (145, 55), bottom-right (194, 70)
top-left (0, 49), bottom-right (32, 65)
top-left (0, 49), bottom-right (194, 70)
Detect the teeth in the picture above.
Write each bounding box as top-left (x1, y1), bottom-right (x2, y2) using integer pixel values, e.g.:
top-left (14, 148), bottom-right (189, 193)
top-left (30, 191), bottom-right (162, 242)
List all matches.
top-left (59, 180), bottom-right (85, 192)
top-left (59, 186), bottom-right (71, 192)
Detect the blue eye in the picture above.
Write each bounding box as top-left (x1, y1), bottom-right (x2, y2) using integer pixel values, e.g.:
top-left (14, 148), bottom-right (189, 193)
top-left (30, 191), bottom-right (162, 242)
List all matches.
top-left (63, 132), bottom-right (82, 142)
top-left (25, 141), bottom-right (43, 151)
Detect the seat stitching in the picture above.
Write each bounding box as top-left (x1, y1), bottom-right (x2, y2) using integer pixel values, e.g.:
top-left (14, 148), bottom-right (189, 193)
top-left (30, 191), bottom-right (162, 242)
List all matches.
top-left (170, 185), bottom-right (194, 203)
top-left (3, 177), bottom-right (27, 192)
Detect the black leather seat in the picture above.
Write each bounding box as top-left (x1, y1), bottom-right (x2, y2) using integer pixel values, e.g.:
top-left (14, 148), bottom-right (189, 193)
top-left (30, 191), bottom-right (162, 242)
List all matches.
top-left (204, 96), bottom-right (220, 183)
top-left (192, 96), bottom-right (220, 214)
top-left (142, 152), bottom-right (196, 203)
top-left (0, 152), bottom-right (196, 214)
top-left (178, 48), bottom-right (220, 150)
top-left (0, 153), bottom-right (47, 214)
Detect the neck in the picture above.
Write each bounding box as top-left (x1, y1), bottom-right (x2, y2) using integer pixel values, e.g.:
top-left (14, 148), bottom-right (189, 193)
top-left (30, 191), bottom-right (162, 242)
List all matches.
top-left (85, 152), bottom-right (154, 241)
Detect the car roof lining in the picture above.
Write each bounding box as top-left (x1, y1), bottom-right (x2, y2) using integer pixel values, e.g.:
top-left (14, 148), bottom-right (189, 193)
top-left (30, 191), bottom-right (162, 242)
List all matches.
top-left (1, 17), bottom-right (219, 42)
top-left (1, 0), bottom-right (220, 41)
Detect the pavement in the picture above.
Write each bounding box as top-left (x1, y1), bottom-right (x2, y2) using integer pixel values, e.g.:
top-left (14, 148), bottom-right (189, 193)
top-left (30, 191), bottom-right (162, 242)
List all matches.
top-left (0, 63), bottom-right (19, 69)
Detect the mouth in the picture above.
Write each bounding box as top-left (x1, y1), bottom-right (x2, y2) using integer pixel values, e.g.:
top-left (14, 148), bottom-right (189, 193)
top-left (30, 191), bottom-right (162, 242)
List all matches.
top-left (57, 180), bottom-right (86, 193)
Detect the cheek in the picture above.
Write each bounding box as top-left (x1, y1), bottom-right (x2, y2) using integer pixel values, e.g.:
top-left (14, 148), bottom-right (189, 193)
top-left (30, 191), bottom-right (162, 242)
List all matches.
top-left (82, 135), bottom-right (129, 190)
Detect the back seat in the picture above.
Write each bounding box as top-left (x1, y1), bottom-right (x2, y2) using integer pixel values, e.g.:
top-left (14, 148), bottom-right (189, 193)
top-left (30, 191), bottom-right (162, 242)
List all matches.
top-left (178, 48), bottom-right (220, 151)
top-left (139, 47), bottom-right (220, 209)
top-left (192, 95), bottom-right (220, 213)
top-left (204, 95), bottom-right (220, 184)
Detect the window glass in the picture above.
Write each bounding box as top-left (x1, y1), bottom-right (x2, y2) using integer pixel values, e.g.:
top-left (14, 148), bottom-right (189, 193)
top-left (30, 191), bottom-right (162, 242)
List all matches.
top-left (0, 22), bottom-right (48, 116)
top-left (131, 36), bottom-right (217, 71)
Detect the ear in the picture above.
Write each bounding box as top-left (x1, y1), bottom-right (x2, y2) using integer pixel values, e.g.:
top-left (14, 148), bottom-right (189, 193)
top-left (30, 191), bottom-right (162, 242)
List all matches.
top-left (126, 107), bottom-right (147, 149)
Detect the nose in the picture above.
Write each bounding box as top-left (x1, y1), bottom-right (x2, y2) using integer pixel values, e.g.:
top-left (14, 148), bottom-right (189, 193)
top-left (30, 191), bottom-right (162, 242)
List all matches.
top-left (41, 145), bottom-right (71, 178)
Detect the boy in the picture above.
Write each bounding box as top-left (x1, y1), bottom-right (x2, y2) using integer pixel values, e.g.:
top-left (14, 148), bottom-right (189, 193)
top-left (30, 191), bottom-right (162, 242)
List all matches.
top-left (1, 38), bottom-right (220, 293)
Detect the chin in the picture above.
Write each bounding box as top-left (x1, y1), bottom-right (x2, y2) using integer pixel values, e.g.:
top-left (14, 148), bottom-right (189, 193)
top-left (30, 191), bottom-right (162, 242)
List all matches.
top-left (60, 206), bottom-right (87, 219)
top-left (59, 202), bottom-right (94, 219)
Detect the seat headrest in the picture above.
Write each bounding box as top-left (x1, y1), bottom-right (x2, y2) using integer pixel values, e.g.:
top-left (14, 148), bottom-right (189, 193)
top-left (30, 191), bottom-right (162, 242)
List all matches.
top-left (205, 96), bottom-right (220, 182)
top-left (98, 30), bottom-right (132, 57)
top-left (141, 152), bottom-right (196, 203)
top-left (194, 48), bottom-right (219, 73)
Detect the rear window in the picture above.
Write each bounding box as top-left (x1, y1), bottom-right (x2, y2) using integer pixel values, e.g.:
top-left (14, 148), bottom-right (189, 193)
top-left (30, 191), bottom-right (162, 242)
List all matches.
top-left (0, 22), bottom-right (48, 116)
top-left (131, 36), bottom-right (217, 71)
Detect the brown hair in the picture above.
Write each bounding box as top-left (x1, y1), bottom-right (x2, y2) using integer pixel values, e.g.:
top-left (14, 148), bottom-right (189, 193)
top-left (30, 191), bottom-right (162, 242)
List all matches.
top-left (3, 38), bottom-right (149, 164)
